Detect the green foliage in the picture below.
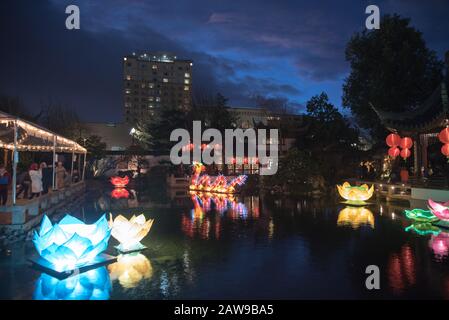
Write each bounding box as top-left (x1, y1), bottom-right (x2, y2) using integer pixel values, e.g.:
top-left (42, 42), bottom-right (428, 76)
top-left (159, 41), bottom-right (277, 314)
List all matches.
top-left (265, 148), bottom-right (318, 191)
top-left (136, 93), bottom-right (237, 154)
top-left (343, 14), bottom-right (444, 140)
top-left (78, 135), bottom-right (107, 160)
top-left (297, 92), bottom-right (360, 185)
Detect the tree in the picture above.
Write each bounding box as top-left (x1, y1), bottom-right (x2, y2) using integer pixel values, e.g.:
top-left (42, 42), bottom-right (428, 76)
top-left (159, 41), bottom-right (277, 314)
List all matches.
top-left (265, 148), bottom-right (319, 193)
top-left (136, 105), bottom-right (188, 155)
top-left (296, 92), bottom-right (360, 185)
top-left (343, 14), bottom-right (444, 141)
top-left (77, 134), bottom-right (107, 177)
top-left (38, 102), bottom-right (82, 139)
top-left (254, 95), bottom-right (300, 114)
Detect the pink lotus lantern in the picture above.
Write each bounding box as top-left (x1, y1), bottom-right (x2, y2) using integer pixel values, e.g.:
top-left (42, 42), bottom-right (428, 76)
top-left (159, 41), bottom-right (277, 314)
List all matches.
top-left (110, 176), bottom-right (130, 188)
top-left (428, 199), bottom-right (449, 220)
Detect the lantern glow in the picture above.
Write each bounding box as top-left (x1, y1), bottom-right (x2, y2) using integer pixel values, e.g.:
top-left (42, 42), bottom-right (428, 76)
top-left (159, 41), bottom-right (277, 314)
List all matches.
top-left (111, 188), bottom-right (130, 199)
top-left (428, 199), bottom-right (449, 221)
top-left (336, 182), bottom-right (374, 204)
top-left (405, 223), bottom-right (441, 236)
top-left (33, 266), bottom-right (111, 300)
top-left (32, 215), bottom-right (111, 273)
top-left (110, 176), bottom-right (130, 188)
top-left (109, 214), bottom-right (154, 252)
top-left (404, 208), bottom-right (439, 223)
top-left (108, 253), bottom-right (152, 289)
top-left (190, 162), bottom-right (247, 194)
top-left (337, 207), bottom-right (375, 229)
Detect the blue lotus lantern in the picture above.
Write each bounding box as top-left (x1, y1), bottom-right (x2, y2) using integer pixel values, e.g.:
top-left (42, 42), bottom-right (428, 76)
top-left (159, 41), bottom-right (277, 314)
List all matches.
top-left (32, 214), bottom-right (111, 272)
top-left (33, 266), bottom-right (111, 300)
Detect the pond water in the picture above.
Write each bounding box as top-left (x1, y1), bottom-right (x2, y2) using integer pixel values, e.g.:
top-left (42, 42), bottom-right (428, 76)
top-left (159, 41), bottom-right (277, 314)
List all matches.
top-left (1, 180), bottom-right (449, 300)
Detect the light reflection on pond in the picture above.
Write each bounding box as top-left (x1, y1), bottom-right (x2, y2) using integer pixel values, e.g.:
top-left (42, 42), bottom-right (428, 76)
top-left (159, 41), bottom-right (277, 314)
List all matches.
top-left (4, 181), bottom-right (449, 299)
top-left (33, 266), bottom-right (111, 300)
top-left (337, 207), bottom-right (375, 229)
top-left (108, 253), bottom-right (153, 289)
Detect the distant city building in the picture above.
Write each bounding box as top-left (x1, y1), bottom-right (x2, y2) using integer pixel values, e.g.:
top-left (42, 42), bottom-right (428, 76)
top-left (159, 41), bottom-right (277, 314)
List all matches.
top-left (123, 52), bottom-right (193, 124)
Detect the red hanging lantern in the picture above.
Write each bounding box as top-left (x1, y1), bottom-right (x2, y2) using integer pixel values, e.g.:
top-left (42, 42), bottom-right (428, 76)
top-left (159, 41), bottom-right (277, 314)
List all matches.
top-left (400, 148), bottom-right (411, 160)
top-left (386, 133), bottom-right (401, 147)
top-left (399, 137), bottom-right (413, 149)
top-left (439, 128), bottom-right (449, 144)
top-left (388, 147), bottom-right (400, 158)
top-left (442, 144), bottom-right (449, 157)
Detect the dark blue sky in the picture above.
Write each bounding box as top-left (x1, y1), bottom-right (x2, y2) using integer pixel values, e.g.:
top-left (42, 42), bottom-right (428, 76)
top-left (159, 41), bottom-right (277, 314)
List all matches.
top-left (0, 0), bottom-right (448, 122)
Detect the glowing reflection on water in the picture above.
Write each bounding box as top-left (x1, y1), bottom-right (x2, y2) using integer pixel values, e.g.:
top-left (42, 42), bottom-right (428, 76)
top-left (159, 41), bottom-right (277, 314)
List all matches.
top-left (33, 267), bottom-right (111, 300)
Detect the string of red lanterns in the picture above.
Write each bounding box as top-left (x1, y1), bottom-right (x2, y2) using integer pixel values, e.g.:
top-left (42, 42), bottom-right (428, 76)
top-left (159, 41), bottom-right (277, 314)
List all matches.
top-left (438, 127), bottom-right (449, 159)
top-left (386, 133), bottom-right (413, 160)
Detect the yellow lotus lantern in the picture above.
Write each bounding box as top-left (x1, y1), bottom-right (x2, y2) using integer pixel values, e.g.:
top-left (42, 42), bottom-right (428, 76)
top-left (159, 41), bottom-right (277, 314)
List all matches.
top-left (109, 214), bottom-right (154, 253)
top-left (337, 182), bottom-right (374, 204)
top-left (108, 253), bottom-right (152, 289)
top-left (337, 207), bottom-right (375, 229)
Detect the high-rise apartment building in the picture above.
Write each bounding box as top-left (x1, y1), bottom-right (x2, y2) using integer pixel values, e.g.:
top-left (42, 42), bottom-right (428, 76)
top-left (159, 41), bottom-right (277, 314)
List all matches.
top-left (123, 52), bottom-right (192, 124)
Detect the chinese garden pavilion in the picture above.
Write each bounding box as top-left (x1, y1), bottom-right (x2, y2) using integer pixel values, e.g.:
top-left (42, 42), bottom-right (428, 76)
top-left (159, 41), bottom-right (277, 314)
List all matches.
top-left (0, 111), bottom-right (87, 205)
top-left (372, 77), bottom-right (448, 178)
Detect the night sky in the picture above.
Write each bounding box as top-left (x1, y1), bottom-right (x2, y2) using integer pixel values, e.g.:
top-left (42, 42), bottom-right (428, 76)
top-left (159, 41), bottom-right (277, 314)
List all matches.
top-left (0, 0), bottom-right (448, 122)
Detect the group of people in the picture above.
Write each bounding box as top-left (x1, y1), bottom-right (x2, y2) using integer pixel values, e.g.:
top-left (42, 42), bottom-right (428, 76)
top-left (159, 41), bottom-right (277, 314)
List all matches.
top-left (0, 161), bottom-right (76, 206)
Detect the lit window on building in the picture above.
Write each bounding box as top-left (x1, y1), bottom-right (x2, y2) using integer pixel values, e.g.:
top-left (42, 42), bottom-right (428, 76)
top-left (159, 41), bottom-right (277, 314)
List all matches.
top-left (126, 75), bottom-right (131, 80)
top-left (185, 73), bottom-right (190, 78)
top-left (148, 97), bottom-right (154, 102)
top-left (184, 86), bottom-right (189, 91)
top-left (125, 89), bottom-right (131, 94)
top-left (156, 97), bottom-right (161, 102)
top-left (163, 78), bottom-right (168, 83)
top-left (152, 65), bottom-right (157, 69)
top-left (184, 79), bottom-right (190, 84)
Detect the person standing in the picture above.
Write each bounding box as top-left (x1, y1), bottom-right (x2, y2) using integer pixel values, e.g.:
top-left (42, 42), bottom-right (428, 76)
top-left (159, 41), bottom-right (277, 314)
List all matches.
top-left (0, 165), bottom-right (11, 205)
top-left (55, 161), bottom-right (67, 190)
top-left (16, 169), bottom-right (31, 199)
top-left (29, 163), bottom-right (43, 199)
top-left (40, 162), bottom-right (52, 194)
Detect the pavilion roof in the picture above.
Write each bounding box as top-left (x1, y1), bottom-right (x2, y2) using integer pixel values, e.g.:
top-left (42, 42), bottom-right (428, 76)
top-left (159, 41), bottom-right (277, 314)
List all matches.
top-left (372, 81), bottom-right (449, 134)
top-left (0, 111), bottom-right (86, 153)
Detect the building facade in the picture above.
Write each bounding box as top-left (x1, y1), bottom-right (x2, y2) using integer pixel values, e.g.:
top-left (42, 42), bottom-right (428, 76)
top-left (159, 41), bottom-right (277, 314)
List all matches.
top-left (123, 52), bottom-right (192, 124)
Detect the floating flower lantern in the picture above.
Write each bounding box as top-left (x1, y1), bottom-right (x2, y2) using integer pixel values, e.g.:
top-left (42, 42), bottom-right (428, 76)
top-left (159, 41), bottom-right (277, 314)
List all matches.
top-left (190, 162), bottom-right (247, 193)
top-left (110, 175), bottom-right (130, 188)
top-left (336, 182), bottom-right (374, 204)
top-left (405, 223), bottom-right (441, 236)
top-left (108, 253), bottom-right (152, 289)
top-left (404, 208), bottom-right (439, 223)
top-left (32, 215), bottom-right (111, 273)
top-left (33, 266), bottom-right (111, 300)
top-left (427, 199), bottom-right (449, 221)
top-left (337, 207), bottom-right (374, 229)
top-left (111, 188), bottom-right (130, 199)
top-left (109, 214), bottom-right (154, 253)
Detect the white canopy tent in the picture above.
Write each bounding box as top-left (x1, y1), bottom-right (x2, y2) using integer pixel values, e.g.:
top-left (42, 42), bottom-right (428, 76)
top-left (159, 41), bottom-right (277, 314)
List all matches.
top-left (0, 111), bottom-right (87, 205)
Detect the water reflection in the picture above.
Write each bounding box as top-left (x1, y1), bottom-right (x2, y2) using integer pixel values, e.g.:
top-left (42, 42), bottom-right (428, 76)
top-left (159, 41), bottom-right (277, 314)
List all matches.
top-left (429, 232), bottom-right (449, 260)
top-left (337, 206), bottom-right (374, 229)
top-left (33, 267), bottom-right (111, 300)
top-left (182, 192), bottom-right (260, 239)
top-left (388, 245), bottom-right (416, 294)
top-left (111, 188), bottom-right (130, 199)
top-left (108, 253), bottom-right (152, 289)
top-left (405, 223), bottom-right (441, 236)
